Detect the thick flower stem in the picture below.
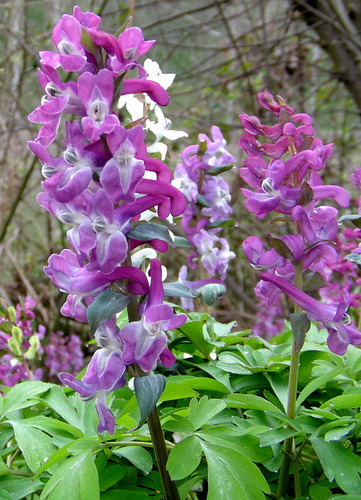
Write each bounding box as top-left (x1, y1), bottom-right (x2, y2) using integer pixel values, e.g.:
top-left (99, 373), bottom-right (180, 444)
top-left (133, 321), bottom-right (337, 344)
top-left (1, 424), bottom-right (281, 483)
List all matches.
top-left (276, 342), bottom-right (300, 499)
top-left (276, 260), bottom-right (303, 499)
top-left (148, 407), bottom-right (181, 500)
top-left (128, 292), bottom-right (180, 500)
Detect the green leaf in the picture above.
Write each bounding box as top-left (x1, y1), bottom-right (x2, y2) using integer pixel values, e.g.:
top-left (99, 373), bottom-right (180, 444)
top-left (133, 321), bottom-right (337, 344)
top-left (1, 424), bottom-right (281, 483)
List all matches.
top-left (309, 483), bottom-right (333, 500)
top-left (339, 214), bottom-right (361, 228)
top-left (134, 374), bottom-right (166, 429)
top-left (40, 385), bottom-right (83, 431)
top-left (258, 427), bottom-right (302, 447)
top-left (87, 290), bottom-right (131, 335)
top-left (296, 368), bottom-right (343, 409)
top-left (9, 420), bottom-right (57, 473)
top-left (163, 282), bottom-right (194, 298)
top-left (197, 428), bottom-right (272, 462)
top-left (33, 437), bottom-right (98, 478)
top-left (171, 375), bottom-right (230, 394)
top-left (0, 477), bottom-right (44, 500)
top-left (113, 446), bottom-right (153, 474)
top-left (40, 450), bottom-right (99, 500)
top-left (0, 489), bottom-right (13, 500)
top-left (207, 218), bottom-right (234, 229)
top-left (2, 380), bottom-right (53, 416)
top-left (178, 319), bottom-right (215, 357)
top-left (173, 236), bottom-right (194, 248)
top-left (98, 464), bottom-right (127, 492)
top-left (199, 283), bottom-right (226, 306)
top-left (12, 415), bottom-right (83, 439)
top-left (100, 488), bottom-right (162, 499)
top-left (311, 437), bottom-right (361, 494)
top-left (197, 140), bottom-right (207, 156)
top-left (266, 236), bottom-right (294, 260)
top-left (128, 223), bottom-right (174, 245)
top-left (201, 442), bottom-right (270, 500)
top-left (345, 253), bottom-right (361, 266)
top-left (159, 381), bottom-right (197, 402)
top-left (162, 414), bottom-right (195, 433)
top-left (303, 271), bottom-right (326, 291)
top-left (321, 394), bottom-right (361, 410)
top-left (188, 396), bottom-right (226, 430)
top-left (167, 435), bottom-right (202, 480)
top-left (324, 423), bottom-right (355, 442)
top-left (226, 394), bottom-right (283, 414)
top-left (206, 164), bottom-right (234, 175)
top-left (195, 194), bottom-right (210, 207)
top-left (290, 312), bottom-right (310, 351)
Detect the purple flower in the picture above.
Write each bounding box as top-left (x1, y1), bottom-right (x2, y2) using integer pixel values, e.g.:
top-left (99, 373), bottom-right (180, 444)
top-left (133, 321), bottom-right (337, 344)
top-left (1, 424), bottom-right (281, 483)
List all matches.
top-left (120, 260), bottom-right (186, 372)
top-left (192, 230), bottom-right (235, 280)
top-left (201, 176), bottom-right (233, 222)
top-left (45, 249), bottom-right (149, 321)
top-left (78, 69), bottom-right (120, 140)
top-left (59, 319), bottom-right (126, 434)
top-left (292, 205), bottom-right (339, 243)
top-left (119, 27), bottom-right (155, 61)
top-left (100, 125), bottom-right (145, 203)
top-left (260, 272), bottom-right (361, 355)
top-left (40, 14), bottom-right (90, 72)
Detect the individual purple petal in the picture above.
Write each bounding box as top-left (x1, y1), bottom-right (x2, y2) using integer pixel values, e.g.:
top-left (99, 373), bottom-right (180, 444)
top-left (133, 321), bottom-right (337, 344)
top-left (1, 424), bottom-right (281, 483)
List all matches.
top-left (137, 179), bottom-right (186, 217)
top-left (260, 272), bottom-right (348, 323)
top-left (122, 79), bottom-right (169, 107)
top-left (312, 184), bottom-right (349, 207)
top-left (159, 348), bottom-right (176, 367)
top-left (73, 6), bottom-right (101, 29)
top-left (96, 396), bottom-right (116, 434)
top-left (327, 322), bottom-right (361, 356)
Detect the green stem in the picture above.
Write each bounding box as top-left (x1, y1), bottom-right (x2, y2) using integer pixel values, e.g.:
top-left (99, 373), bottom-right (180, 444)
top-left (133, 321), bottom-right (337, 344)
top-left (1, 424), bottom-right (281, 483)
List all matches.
top-left (126, 272), bottom-right (180, 500)
top-left (276, 260), bottom-right (303, 499)
top-left (147, 407), bottom-right (180, 500)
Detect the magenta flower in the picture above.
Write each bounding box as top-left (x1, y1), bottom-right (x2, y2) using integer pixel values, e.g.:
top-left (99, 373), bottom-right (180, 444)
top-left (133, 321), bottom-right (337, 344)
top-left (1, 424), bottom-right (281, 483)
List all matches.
top-left (260, 272), bottom-right (361, 355)
top-left (40, 14), bottom-right (90, 72)
top-left (78, 69), bottom-right (120, 140)
top-left (45, 249), bottom-right (149, 321)
top-left (100, 125), bottom-right (145, 203)
top-left (120, 260), bottom-right (186, 372)
top-left (59, 323), bottom-right (126, 434)
top-left (119, 27), bottom-right (155, 61)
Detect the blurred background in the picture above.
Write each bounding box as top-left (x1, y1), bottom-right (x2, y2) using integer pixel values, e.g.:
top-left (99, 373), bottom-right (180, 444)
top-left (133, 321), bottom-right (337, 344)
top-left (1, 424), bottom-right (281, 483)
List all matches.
top-left (1, 0), bottom-right (360, 341)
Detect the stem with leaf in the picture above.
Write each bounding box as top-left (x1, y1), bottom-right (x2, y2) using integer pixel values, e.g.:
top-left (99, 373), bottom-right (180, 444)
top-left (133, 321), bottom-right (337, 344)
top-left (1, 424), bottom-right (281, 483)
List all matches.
top-left (276, 259), bottom-right (304, 499)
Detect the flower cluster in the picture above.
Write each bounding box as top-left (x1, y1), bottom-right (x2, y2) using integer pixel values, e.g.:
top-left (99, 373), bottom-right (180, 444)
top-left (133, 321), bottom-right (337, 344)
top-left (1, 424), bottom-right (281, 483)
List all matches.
top-left (174, 126), bottom-right (236, 288)
top-left (29, 6), bottom-right (188, 433)
top-left (0, 297), bottom-right (44, 386)
top-left (0, 297), bottom-right (83, 386)
top-left (239, 89), bottom-right (361, 354)
top-left (45, 331), bottom-right (84, 377)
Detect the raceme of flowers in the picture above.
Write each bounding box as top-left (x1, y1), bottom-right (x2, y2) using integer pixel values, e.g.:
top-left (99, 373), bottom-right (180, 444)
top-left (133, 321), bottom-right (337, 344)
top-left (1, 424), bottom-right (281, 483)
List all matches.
top-left (0, 297), bottom-right (83, 386)
top-left (28, 6), bottom-right (191, 434)
top-left (239, 89), bottom-right (361, 355)
top-left (174, 127), bottom-right (236, 291)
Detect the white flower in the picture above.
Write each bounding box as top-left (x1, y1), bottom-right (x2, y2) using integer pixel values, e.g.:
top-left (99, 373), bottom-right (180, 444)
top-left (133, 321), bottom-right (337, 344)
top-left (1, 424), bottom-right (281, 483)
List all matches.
top-left (118, 59), bottom-right (187, 159)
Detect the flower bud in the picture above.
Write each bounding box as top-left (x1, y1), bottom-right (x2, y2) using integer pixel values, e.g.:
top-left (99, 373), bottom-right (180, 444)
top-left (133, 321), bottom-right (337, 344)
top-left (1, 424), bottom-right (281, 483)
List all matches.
top-left (8, 306), bottom-right (16, 323)
top-left (8, 337), bottom-right (22, 357)
top-left (24, 335), bottom-right (40, 360)
top-left (11, 325), bottom-right (23, 345)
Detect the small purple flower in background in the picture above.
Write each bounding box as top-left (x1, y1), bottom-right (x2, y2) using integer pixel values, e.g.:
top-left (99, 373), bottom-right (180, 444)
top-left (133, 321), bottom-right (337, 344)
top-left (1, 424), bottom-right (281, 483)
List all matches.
top-left (45, 331), bottom-right (84, 377)
top-left (174, 126), bottom-right (236, 296)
